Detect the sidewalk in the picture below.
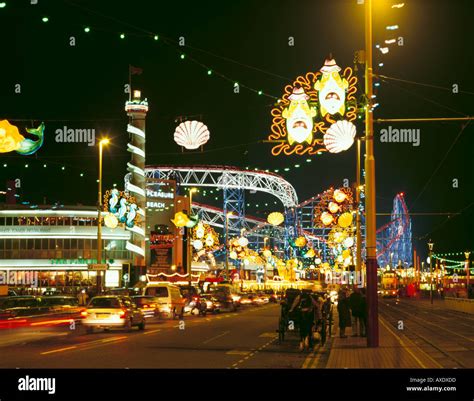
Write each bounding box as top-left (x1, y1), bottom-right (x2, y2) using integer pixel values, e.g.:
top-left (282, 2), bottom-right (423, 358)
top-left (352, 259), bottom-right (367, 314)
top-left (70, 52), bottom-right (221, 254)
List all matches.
top-left (304, 310), bottom-right (439, 368)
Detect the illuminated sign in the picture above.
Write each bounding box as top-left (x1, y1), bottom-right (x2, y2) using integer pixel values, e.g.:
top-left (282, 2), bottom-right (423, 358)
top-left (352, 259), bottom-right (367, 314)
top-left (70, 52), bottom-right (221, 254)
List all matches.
top-left (147, 189), bottom-right (174, 199)
top-left (268, 57), bottom-right (358, 156)
top-left (103, 189), bottom-right (139, 229)
top-left (0, 120), bottom-right (44, 155)
top-left (174, 120), bottom-right (210, 150)
top-left (147, 201), bottom-right (166, 208)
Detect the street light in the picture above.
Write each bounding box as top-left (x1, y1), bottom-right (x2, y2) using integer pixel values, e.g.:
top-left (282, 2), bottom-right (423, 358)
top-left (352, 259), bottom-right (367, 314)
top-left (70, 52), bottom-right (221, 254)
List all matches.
top-left (465, 251), bottom-right (471, 298)
top-left (96, 138), bottom-right (109, 295)
top-left (428, 239), bottom-right (434, 304)
top-left (187, 188), bottom-right (198, 280)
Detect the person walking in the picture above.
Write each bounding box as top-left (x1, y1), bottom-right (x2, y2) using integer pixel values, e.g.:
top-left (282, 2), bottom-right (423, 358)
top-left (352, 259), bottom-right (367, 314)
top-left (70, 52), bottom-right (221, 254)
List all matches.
top-left (349, 287), bottom-right (363, 336)
top-left (359, 288), bottom-right (367, 337)
top-left (290, 291), bottom-right (314, 351)
top-left (337, 288), bottom-right (351, 338)
top-left (77, 289), bottom-right (89, 306)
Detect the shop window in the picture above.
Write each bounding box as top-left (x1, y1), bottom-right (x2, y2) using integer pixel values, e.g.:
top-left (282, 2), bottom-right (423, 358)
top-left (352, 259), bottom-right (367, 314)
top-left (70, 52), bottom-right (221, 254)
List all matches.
top-left (12, 239), bottom-right (19, 250)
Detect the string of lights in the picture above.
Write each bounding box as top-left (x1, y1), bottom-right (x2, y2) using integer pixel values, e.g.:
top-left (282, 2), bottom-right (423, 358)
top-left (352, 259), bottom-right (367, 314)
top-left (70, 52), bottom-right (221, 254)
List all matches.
top-left (24, 1), bottom-right (283, 100)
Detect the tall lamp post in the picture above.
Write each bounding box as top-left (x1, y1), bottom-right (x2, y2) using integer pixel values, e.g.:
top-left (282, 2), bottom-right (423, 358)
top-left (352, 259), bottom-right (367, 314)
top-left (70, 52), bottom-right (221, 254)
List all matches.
top-left (364, 0), bottom-right (379, 347)
top-left (225, 212), bottom-right (234, 280)
top-left (428, 240), bottom-right (434, 304)
top-left (96, 138), bottom-right (109, 295)
top-left (188, 188), bottom-right (198, 281)
top-left (465, 251), bottom-right (471, 298)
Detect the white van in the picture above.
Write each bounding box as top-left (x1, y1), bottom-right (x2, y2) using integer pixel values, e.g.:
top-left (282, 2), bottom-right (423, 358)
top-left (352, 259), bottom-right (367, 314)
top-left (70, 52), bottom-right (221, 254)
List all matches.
top-left (142, 283), bottom-right (185, 319)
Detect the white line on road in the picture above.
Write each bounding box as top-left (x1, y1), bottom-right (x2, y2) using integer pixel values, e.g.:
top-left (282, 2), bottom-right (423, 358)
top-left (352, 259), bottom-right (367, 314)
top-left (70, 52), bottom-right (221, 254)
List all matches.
top-left (202, 331), bottom-right (230, 344)
top-left (143, 329), bottom-right (162, 335)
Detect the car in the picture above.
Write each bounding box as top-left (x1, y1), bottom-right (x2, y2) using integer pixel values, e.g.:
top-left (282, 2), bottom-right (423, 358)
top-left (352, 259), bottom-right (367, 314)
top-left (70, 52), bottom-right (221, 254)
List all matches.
top-left (142, 283), bottom-right (186, 319)
top-left (207, 287), bottom-right (237, 312)
top-left (81, 296), bottom-right (146, 333)
top-left (199, 294), bottom-right (221, 314)
top-left (0, 296), bottom-right (46, 317)
top-left (131, 295), bottom-right (161, 319)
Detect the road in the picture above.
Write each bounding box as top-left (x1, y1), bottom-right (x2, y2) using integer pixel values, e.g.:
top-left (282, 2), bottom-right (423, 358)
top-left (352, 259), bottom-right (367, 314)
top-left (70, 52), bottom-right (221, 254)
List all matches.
top-left (379, 297), bottom-right (474, 368)
top-left (0, 303), bottom-right (308, 369)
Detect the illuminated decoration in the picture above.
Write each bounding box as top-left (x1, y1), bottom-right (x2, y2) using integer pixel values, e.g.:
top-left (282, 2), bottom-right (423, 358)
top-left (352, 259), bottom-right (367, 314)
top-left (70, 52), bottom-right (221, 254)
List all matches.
top-left (238, 236), bottom-right (249, 247)
top-left (192, 239), bottom-right (203, 251)
top-left (314, 59), bottom-right (348, 117)
top-left (338, 212), bottom-right (353, 228)
top-left (324, 120), bottom-right (356, 153)
top-left (294, 236), bottom-right (307, 247)
top-left (342, 249), bottom-right (351, 259)
top-left (333, 189), bottom-right (347, 203)
top-left (171, 211), bottom-right (190, 228)
top-left (103, 189), bottom-right (139, 229)
top-left (343, 236), bottom-right (354, 248)
top-left (0, 120), bottom-right (44, 155)
top-left (315, 258), bottom-right (322, 265)
top-left (328, 202), bottom-right (340, 214)
top-left (304, 248), bottom-right (316, 258)
top-left (320, 212), bottom-right (334, 226)
top-left (185, 214), bottom-right (199, 228)
top-left (104, 213), bottom-right (118, 229)
top-left (267, 211), bottom-right (285, 226)
top-left (230, 251), bottom-right (238, 260)
top-left (191, 222), bottom-right (219, 253)
top-left (282, 85), bottom-right (316, 145)
top-left (263, 249), bottom-right (272, 259)
top-left (174, 120), bottom-right (210, 150)
top-left (267, 57), bottom-right (357, 156)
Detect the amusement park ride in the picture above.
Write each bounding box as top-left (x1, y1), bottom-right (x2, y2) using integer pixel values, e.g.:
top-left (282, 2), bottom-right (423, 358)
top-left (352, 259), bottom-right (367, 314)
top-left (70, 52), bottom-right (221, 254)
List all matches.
top-left (139, 165), bottom-right (413, 269)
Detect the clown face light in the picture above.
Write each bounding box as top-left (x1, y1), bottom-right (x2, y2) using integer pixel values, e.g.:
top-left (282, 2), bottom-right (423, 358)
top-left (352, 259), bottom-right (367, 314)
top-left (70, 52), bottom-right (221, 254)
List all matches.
top-left (282, 86), bottom-right (316, 145)
top-left (314, 58), bottom-right (348, 117)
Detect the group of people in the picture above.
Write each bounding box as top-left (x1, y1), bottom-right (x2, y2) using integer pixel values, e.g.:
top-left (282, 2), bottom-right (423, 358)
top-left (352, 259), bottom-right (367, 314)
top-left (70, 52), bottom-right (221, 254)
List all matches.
top-left (287, 290), bottom-right (333, 352)
top-left (336, 287), bottom-right (367, 338)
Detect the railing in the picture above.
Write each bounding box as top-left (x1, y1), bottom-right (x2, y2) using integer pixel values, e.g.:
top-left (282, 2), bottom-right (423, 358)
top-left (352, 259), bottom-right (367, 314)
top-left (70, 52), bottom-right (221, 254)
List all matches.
top-left (444, 296), bottom-right (474, 314)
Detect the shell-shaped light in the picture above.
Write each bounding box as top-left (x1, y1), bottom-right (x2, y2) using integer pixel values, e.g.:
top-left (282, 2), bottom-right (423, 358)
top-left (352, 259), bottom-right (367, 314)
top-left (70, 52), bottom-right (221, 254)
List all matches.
top-left (238, 236), bottom-right (249, 247)
top-left (267, 212), bottom-right (285, 226)
top-left (324, 120), bottom-right (356, 153)
top-left (193, 239), bottom-right (203, 250)
top-left (174, 120), bottom-right (210, 150)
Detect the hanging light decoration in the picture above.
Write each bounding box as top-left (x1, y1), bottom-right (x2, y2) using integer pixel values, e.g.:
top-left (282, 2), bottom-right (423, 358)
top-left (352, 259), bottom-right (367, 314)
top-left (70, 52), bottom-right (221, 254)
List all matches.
top-left (320, 212), bottom-right (334, 226)
top-left (267, 211), bottom-right (285, 226)
top-left (333, 189), bottom-right (347, 203)
top-left (328, 202), bottom-right (340, 214)
top-left (338, 212), bottom-right (353, 228)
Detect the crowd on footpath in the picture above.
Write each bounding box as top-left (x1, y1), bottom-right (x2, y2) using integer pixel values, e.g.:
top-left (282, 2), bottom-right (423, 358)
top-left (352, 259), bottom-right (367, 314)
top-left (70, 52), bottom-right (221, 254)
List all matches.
top-left (285, 286), bottom-right (368, 352)
top-left (337, 287), bottom-right (367, 339)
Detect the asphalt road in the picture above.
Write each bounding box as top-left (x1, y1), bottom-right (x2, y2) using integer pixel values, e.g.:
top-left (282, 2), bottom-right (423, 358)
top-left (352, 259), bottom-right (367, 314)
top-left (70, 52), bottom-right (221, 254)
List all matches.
top-left (379, 297), bottom-right (474, 368)
top-left (0, 304), bottom-right (309, 369)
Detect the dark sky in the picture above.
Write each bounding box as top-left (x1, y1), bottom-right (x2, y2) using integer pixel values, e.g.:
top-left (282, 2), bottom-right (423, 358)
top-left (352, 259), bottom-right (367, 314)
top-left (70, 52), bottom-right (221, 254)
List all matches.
top-left (1, 0), bottom-right (473, 258)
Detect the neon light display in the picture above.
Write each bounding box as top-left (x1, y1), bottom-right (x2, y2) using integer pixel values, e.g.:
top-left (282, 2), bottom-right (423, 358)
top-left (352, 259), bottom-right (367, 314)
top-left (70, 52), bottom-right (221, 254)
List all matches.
top-left (174, 120), bottom-right (210, 150)
top-left (103, 189), bottom-right (139, 229)
top-left (268, 57), bottom-right (357, 156)
top-left (0, 120), bottom-right (44, 155)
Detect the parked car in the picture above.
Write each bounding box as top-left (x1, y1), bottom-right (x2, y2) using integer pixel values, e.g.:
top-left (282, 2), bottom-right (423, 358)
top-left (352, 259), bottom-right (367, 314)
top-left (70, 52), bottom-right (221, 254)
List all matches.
top-left (0, 296), bottom-right (46, 317)
top-left (142, 283), bottom-right (186, 319)
top-left (81, 296), bottom-right (146, 333)
top-left (131, 295), bottom-right (161, 319)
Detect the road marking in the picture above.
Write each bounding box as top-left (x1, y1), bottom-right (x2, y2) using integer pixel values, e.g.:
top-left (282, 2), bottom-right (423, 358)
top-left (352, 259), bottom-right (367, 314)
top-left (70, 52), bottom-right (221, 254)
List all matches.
top-left (259, 332), bottom-right (277, 338)
top-left (143, 329), bottom-right (162, 335)
top-left (379, 317), bottom-right (428, 368)
top-left (202, 331), bottom-right (230, 344)
top-left (41, 346), bottom-right (77, 355)
top-left (226, 350), bottom-right (250, 355)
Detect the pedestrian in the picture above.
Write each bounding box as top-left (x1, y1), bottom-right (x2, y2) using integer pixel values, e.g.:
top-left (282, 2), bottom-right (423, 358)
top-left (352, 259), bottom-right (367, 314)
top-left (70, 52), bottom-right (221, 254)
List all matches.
top-left (290, 291), bottom-right (314, 351)
top-left (349, 287), bottom-right (363, 336)
top-left (359, 288), bottom-right (367, 337)
top-left (77, 289), bottom-right (89, 306)
top-left (337, 288), bottom-right (351, 338)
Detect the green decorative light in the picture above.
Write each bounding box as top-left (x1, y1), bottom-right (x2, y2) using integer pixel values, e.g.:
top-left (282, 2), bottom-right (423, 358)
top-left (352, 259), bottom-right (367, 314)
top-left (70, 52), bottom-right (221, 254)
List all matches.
top-left (284, 168), bottom-right (290, 171)
top-left (43, 164), bottom-right (47, 167)
top-left (0, 3), bottom-right (6, 8)
top-left (42, 17), bottom-right (49, 22)
top-left (80, 173), bottom-right (84, 177)
top-left (120, 33), bottom-right (125, 39)
top-left (295, 164), bottom-right (300, 168)
top-left (180, 54), bottom-right (185, 59)
top-left (154, 35), bottom-right (159, 40)
top-left (306, 159), bottom-right (311, 162)
top-left (3, 163), bottom-right (6, 167)
top-left (25, 164), bottom-right (28, 168)
top-left (84, 27), bottom-right (90, 33)
top-left (207, 70), bottom-right (212, 75)
top-left (62, 166), bottom-right (65, 170)
top-left (258, 90), bottom-right (263, 95)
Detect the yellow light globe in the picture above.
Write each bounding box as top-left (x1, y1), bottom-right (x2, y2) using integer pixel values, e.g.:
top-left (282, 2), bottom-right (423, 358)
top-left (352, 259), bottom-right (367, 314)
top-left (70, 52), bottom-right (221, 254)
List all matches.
top-left (333, 189), bottom-right (347, 203)
top-left (320, 212), bottom-right (334, 226)
top-left (328, 202), bottom-right (340, 214)
top-left (338, 212), bottom-right (353, 228)
top-left (104, 213), bottom-right (118, 229)
top-left (267, 212), bottom-right (284, 226)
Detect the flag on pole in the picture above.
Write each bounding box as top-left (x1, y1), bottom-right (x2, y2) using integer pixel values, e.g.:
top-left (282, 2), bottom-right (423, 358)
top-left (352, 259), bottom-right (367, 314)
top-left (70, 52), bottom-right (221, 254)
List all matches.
top-left (130, 65), bottom-right (143, 75)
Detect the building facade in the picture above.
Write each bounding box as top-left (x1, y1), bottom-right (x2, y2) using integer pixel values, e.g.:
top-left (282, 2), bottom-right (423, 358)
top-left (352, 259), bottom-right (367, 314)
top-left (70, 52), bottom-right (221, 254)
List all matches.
top-left (0, 205), bottom-right (132, 294)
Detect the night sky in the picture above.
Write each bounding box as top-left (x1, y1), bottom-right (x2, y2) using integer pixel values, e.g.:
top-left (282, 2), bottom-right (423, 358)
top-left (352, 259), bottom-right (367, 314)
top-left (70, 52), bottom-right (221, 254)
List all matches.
top-left (1, 0), bottom-right (473, 258)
